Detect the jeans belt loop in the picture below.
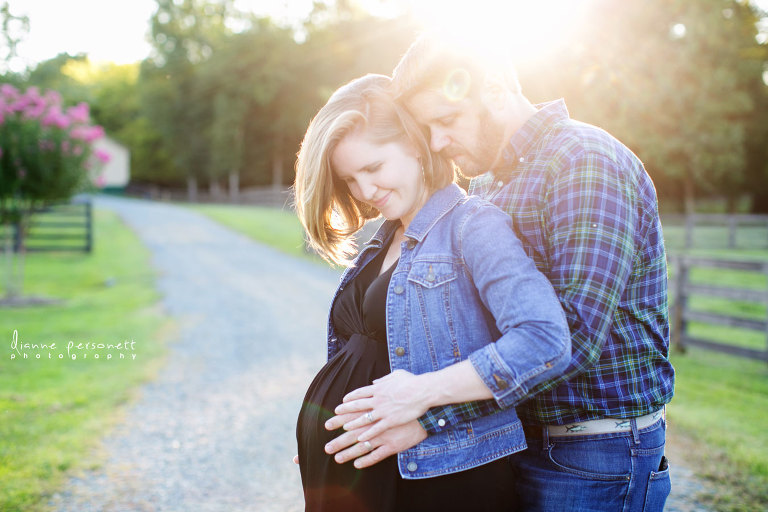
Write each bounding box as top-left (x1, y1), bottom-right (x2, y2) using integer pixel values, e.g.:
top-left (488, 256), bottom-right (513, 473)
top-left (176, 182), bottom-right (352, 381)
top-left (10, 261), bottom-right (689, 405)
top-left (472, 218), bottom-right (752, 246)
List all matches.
top-left (544, 409), bottom-right (665, 437)
top-left (630, 417), bottom-right (640, 445)
top-left (541, 425), bottom-right (549, 450)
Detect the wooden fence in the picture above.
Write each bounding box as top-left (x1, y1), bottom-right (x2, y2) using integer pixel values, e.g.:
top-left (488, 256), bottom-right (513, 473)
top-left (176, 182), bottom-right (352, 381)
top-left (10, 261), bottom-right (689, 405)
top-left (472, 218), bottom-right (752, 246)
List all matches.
top-left (669, 254), bottom-right (768, 362)
top-left (4, 199), bottom-right (93, 253)
top-left (663, 214), bottom-right (768, 250)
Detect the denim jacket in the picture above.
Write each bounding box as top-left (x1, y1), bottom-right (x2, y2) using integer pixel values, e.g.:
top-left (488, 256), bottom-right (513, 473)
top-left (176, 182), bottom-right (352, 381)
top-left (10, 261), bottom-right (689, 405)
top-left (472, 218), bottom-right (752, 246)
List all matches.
top-left (326, 184), bottom-right (570, 479)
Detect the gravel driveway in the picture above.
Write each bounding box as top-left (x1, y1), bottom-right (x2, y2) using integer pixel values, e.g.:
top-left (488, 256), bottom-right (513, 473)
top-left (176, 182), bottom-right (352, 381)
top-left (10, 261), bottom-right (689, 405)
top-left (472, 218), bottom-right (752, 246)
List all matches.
top-left (49, 196), bottom-right (713, 511)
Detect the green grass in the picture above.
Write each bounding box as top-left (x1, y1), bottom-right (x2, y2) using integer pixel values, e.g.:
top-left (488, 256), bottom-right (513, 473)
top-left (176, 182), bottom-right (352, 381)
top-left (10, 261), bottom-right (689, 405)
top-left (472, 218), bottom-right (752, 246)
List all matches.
top-left (0, 209), bottom-right (172, 512)
top-left (186, 203), bottom-right (310, 260)
top-left (668, 349), bottom-right (768, 511)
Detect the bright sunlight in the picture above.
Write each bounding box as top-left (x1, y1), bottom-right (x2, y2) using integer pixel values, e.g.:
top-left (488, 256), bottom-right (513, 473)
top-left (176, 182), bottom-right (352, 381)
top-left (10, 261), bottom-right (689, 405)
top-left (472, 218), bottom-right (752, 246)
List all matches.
top-left (405, 0), bottom-right (591, 65)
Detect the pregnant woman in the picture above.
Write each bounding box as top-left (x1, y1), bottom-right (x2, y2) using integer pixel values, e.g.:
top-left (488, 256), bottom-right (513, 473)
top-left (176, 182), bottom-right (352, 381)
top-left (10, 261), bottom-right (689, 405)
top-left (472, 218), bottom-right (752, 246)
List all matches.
top-left (293, 74), bottom-right (570, 511)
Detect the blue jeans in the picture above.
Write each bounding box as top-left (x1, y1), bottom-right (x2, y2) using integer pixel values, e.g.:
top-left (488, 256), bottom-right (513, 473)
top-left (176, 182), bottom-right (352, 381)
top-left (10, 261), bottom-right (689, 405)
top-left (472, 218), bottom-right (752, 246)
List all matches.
top-left (509, 418), bottom-right (670, 511)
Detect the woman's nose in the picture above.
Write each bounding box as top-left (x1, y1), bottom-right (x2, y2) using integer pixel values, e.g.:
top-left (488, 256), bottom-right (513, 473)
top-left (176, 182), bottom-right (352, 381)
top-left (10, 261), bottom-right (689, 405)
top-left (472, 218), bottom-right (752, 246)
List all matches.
top-left (357, 178), bottom-right (377, 201)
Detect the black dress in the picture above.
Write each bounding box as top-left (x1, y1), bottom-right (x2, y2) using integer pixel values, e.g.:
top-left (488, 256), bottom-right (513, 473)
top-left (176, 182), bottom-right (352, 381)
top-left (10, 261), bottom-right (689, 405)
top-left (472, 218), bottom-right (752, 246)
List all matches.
top-left (296, 245), bottom-right (516, 512)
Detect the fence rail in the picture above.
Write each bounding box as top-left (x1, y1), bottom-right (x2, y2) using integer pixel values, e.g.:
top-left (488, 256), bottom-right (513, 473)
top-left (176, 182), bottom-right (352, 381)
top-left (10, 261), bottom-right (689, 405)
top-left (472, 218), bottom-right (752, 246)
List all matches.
top-left (2, 199), bottom-right (92, 253)
top-left (663, 213), bottom-right (768, 250)
top-left (669, 254), bottom-right (768, 362)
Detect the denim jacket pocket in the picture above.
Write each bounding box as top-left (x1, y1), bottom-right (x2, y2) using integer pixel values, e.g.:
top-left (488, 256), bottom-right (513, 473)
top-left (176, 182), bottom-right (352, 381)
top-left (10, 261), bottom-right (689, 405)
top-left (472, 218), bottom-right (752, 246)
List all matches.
top-left (407, 261), bottom-right (457, 288)
top-left (407, 261), bottom-right (461, 371)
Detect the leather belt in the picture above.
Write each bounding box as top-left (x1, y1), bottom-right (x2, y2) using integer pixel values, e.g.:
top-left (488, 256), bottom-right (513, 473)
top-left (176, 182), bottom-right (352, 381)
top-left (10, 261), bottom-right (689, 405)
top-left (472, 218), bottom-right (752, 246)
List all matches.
top-left (528, 408), bottom-right (665, 438)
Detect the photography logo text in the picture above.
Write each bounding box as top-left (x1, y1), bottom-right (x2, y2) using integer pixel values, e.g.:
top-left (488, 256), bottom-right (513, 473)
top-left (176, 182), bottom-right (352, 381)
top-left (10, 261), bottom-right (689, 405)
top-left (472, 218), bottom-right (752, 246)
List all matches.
top-left (9, 329), bottom-right (138, 361)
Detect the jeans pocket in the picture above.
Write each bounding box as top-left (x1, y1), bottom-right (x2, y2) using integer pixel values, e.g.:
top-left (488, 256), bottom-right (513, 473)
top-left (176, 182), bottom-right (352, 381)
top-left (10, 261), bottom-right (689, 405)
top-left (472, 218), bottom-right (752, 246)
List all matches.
top-left (547, 437), bottom-right (631, 481)
top-left (643, 456), bottom-right (671, 511)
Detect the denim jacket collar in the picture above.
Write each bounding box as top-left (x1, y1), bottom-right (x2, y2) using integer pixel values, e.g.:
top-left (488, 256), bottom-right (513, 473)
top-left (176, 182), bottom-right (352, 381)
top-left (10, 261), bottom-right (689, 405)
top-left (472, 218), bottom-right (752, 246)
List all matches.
top-left (366, 184), bottom-right (466, 246)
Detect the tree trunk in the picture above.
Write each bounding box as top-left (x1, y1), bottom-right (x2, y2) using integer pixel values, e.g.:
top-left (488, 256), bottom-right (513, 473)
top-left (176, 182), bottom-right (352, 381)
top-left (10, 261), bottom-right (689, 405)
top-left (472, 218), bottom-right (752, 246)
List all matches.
top-left (683, 171), bottom-right (695, 215)
top-left (209, 180), bottom-right (222, 200)
top-left (228, 171), bottom-right (239, 203)
top-left (187, 175), bottom-right (198, 203)
top-left (272, 137), bottom-right (283, 190)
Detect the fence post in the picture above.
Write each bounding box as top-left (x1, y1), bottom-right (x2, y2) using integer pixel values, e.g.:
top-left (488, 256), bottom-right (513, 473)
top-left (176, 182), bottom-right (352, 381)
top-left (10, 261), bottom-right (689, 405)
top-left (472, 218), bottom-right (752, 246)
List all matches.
top-left (728, 215), bottom-right (737, 249)
top-left (85, 200), bottom-right (93, 253)
top-left (684, 215), bottom-right (694, 250)
top-left (671, 255), bottom-right (688, 353)
top-left (764, 262), bottom-right (768, 364)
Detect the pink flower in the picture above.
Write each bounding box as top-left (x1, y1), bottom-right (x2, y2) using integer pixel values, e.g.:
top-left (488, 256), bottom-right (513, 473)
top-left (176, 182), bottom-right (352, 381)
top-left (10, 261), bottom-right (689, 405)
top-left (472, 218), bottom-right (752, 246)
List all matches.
top-left (87, 125), bottom-right (105, 142)
top-left (23, 101), bottom-right (47, 120)
top-left (94, 149), bottom-right (111, 163)
top-left (43, 90), bottom-right (62, 107)
top-left (67, 102), bottom-right (90, 124)
top-left (42, 106), bottom-right (70, 129)
top-left (70, 125), bottom-right (105, 143)
top-left (1, 84), bottom-right (19, 101)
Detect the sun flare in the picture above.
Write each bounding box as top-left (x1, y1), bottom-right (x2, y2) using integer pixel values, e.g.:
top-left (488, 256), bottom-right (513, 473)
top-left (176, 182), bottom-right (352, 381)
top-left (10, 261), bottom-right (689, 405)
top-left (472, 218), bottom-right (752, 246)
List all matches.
top-left (406, 0), bottom-right (589, 66)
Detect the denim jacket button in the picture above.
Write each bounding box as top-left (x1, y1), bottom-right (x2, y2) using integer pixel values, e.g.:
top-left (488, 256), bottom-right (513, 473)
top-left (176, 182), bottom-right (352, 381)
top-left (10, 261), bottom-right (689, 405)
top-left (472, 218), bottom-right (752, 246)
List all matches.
top-left (493, 374), bottom-right (509, 390)
top-left (406, 462), bottom-right (418, 472)
top-left (393, 285), bottom-right (404, 295)
top-left (395, 346), bottom-right (405, 357)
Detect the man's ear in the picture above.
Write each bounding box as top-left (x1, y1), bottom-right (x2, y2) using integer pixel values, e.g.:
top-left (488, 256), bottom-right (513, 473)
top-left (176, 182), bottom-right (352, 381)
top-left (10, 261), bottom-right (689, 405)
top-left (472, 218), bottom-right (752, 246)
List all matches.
top-left (480, 73), bottom-right (509, 113)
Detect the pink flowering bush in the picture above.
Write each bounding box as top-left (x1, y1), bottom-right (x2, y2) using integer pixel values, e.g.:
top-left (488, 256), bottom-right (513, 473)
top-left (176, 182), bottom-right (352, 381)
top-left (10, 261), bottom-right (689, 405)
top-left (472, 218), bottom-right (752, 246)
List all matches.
top-left (0, 84), bottom-right (106, 224)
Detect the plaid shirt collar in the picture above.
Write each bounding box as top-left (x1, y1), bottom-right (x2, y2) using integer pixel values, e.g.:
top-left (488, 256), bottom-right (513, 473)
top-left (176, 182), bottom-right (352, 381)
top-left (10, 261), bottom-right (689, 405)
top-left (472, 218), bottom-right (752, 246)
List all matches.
top-left (493, 99), bottom-right (570, 180)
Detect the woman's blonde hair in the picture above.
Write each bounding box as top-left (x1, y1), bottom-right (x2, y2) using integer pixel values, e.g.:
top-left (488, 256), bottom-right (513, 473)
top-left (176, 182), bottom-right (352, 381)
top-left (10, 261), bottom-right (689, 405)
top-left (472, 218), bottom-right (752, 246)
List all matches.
top-left (294, 73), bottom-right (454, 266)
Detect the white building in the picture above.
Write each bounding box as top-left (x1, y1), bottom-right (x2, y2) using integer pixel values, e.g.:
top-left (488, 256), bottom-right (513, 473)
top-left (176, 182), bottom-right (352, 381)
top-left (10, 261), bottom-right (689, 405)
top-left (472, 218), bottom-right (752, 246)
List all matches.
top-left (91, 135), bottom-right (130, 191)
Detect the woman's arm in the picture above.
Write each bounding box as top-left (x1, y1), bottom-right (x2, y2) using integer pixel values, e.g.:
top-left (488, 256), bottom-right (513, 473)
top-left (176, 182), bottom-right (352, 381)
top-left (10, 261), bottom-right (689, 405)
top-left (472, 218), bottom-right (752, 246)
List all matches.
top-left (333, 202), bottom-right (571, 439)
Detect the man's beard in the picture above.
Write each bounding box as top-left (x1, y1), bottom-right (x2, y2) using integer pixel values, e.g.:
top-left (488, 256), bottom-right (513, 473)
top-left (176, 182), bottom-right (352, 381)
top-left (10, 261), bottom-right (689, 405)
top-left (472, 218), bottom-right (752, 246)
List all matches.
top-left (450, 108), bottom-right (506, 178)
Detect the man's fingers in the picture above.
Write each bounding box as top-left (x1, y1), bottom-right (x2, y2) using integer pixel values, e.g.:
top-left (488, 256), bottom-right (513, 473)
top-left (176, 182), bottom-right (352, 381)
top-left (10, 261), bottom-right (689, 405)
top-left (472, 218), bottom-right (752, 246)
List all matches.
top-left (342, 385), bottom-right (374, 403)
top-left (325, 412), bottom-right (363, 431)
top-left (353, 445), bottom-right (393, 469)
top-left (335, 398), bottom-right (374, 416)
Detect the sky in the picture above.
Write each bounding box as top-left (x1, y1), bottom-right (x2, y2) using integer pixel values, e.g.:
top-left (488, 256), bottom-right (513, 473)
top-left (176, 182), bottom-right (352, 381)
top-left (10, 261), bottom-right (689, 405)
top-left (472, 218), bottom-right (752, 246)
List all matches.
top-left (7, 0), bottom-right (768, 73)
top-left (7, 0), bottom-right (316, 71)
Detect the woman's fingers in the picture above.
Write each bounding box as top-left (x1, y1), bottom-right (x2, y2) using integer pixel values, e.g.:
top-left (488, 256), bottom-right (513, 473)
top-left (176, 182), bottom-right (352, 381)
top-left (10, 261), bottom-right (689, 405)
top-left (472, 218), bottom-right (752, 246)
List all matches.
top-left (324, 428), bottom-right (361, 455)
top-left (293, 454), bottom-right (299, 465)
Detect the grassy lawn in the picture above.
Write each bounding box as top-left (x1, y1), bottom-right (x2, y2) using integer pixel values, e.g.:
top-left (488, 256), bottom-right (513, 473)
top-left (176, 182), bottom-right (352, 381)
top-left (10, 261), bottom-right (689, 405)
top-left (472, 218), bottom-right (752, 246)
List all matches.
top-left (186, 203), bottom-right (310, 260)
top-left (0, 209), bottom-right (172, 512)
top-left (663, 224), bottom-right (768, 511)
top-left (668, 349), bottom-right (768, 511)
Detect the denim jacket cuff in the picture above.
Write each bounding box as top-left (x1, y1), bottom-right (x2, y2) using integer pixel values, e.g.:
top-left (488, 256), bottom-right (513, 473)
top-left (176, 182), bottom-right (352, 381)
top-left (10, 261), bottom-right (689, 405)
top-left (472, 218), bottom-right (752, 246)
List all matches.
top-left (469, 346), bottom-right (524, 409)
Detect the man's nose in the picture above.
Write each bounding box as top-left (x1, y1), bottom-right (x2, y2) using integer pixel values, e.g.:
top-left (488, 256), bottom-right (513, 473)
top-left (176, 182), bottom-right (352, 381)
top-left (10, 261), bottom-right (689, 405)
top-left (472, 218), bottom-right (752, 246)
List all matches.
top-left (430, 128), bottom-right (450, 153)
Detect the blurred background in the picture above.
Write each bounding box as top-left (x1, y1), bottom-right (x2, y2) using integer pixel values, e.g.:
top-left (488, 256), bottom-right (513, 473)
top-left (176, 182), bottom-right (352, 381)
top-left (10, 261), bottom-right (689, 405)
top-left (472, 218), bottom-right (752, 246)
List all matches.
top-left (2, 0), bottom-right (766, 213)
top-left (1, 1), bottom-right (767, 511)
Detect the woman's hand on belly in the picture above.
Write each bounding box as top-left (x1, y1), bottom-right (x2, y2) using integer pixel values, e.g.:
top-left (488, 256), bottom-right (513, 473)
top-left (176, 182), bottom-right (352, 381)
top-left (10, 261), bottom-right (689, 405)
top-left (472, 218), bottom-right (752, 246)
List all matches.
top-left (324, 416), bottom-right (427, 469)
top-left (333, 369), bottom-right (431, 440)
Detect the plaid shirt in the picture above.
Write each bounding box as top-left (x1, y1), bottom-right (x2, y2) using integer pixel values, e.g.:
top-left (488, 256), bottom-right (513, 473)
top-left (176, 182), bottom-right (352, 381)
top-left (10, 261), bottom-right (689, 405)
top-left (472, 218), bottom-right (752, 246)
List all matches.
top-left (419, 100), bottom-right (675, 432)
